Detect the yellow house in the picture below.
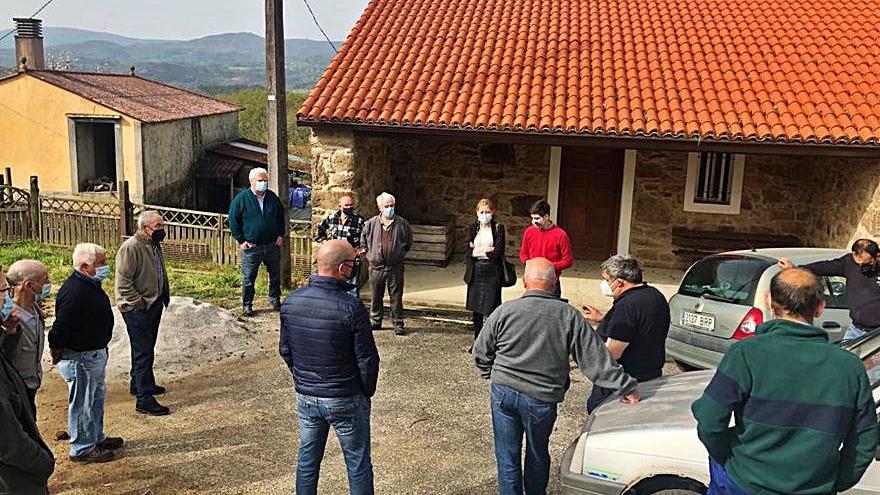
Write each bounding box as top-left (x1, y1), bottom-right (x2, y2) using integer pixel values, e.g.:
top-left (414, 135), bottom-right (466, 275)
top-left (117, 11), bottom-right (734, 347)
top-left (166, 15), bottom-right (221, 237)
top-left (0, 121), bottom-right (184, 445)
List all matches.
top-left (0, 67), bottom-right (241, 205)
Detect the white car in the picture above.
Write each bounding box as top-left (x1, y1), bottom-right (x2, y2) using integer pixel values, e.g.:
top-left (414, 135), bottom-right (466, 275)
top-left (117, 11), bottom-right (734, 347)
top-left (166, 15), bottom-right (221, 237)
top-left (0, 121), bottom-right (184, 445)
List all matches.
top-left (561, 332), bottom-right (880, 494)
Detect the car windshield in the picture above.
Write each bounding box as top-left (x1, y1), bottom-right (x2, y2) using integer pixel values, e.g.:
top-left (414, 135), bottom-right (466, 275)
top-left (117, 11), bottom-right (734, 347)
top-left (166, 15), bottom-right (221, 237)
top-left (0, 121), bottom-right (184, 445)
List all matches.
top-left (678, 255), bottom-right (773, 305)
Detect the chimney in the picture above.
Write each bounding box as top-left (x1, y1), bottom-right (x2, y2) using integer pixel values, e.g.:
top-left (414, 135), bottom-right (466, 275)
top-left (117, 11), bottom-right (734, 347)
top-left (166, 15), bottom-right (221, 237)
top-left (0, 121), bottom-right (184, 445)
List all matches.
top-left (13, 18), bottom-right (45, 70)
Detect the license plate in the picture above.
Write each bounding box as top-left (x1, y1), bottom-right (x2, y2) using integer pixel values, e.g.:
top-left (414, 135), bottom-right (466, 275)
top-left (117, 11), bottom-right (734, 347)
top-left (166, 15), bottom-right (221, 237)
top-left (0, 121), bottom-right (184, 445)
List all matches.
top-left (681, 310), bottom-right (715, 331)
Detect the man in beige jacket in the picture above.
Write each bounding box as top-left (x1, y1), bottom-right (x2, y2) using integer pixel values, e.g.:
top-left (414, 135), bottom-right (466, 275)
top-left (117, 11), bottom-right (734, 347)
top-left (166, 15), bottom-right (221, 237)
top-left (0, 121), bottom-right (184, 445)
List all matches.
top-left (116, 210), bottom-right (171, 416)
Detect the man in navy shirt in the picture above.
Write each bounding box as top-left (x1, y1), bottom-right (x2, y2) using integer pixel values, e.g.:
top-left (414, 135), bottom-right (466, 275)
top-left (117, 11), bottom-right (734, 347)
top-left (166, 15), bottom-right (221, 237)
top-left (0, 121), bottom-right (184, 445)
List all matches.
top-left (582, 255), bottom-right (670, 412)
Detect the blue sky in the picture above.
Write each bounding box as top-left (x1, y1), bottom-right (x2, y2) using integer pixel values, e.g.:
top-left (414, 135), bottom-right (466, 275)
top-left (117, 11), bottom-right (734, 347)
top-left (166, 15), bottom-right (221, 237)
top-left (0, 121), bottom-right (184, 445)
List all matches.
top-left (2, 0), bottom-right (369, 40)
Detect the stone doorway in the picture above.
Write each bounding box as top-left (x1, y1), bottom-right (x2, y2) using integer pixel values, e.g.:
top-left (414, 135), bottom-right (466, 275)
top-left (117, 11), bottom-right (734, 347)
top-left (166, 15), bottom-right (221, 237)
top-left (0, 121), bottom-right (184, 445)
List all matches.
top-left (558, 147), bottom-right (624, 260)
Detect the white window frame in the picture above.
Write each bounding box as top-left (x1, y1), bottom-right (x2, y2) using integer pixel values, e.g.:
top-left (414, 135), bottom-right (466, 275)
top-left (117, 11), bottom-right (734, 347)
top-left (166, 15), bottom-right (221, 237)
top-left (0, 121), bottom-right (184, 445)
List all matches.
top-left (683, 152), bottom-right (745, 215)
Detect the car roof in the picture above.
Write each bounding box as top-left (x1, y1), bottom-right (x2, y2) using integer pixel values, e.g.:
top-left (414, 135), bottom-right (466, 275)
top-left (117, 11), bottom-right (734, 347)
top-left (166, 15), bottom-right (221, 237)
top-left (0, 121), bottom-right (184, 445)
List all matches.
top-left (715, 247), bottom-right (848, 265)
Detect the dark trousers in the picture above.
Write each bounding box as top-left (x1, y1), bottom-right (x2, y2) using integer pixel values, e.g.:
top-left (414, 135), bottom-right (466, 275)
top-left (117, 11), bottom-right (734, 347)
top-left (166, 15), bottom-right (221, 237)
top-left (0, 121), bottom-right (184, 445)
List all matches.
top-left (123, 301), bottom-right (164, 404)
top-left (369, 264), bottom-right (405, 329)
top-left (26, 386), bottom-right (37, 420)
top-left (240, 243), bottom-right (281, 307)
top-left (587, 373), bottom-right (660, 413)
top-left (473, 312), bottom-right (485, 339)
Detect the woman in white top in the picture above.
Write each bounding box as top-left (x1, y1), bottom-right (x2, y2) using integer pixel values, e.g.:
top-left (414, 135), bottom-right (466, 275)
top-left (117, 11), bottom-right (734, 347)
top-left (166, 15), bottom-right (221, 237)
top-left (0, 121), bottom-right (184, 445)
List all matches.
top-left (463, 198), bottom-right (506, 340)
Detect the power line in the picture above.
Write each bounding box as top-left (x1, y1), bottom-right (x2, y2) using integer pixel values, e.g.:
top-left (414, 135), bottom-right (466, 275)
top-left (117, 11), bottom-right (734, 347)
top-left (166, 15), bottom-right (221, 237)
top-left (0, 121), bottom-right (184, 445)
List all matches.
top-left (301, 0), bottom-right (337, 53)
top-left (0, 0), bottom-right (61, 43)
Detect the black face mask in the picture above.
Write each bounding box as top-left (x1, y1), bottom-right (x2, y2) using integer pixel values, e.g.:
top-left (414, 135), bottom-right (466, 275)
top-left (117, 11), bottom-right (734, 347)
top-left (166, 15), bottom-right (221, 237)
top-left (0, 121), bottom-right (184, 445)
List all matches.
top-left (151, 228), bottom-right (166, 244)
top-left (342, 207), bottom-right (354, 216)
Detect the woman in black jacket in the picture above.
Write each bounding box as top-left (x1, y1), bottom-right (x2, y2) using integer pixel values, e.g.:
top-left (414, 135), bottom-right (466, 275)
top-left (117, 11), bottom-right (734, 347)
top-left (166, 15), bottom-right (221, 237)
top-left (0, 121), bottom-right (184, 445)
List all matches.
top-left (464, 198), bottom-right (506, 339)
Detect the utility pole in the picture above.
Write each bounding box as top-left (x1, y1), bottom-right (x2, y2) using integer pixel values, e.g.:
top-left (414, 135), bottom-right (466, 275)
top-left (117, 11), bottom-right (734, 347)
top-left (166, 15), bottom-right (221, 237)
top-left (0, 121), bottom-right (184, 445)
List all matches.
top-left (265, 0), bottom-right (291, 288)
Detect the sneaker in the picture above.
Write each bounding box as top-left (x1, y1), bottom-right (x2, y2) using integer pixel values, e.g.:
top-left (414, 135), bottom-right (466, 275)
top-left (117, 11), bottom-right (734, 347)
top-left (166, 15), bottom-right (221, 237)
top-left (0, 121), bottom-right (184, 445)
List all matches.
top-left (129, 385), bottom-right (166, 396)
top-left (270, 299), bottom-right (281, 311)
top-left (98, 437), bottom-right (124, 450)
top-left (394, 327), bottom-right (406, 336)
top-left (136, 399), bottom-right (170, 416)
top-left (70, 447), bottom-right (115, 464)
top-left (242, 306), bottom-right (254, 317)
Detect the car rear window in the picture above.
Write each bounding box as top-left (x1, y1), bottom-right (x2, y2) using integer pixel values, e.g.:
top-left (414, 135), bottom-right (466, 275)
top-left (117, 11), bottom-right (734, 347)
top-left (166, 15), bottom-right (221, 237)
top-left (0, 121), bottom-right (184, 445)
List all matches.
top-left (679, 255), bottom-right (773, 305)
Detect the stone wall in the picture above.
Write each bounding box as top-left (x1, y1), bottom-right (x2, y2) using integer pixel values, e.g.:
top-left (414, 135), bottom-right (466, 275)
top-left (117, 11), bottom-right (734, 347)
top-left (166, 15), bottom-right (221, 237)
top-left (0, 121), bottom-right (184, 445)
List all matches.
top-left (387, 138), bottom-right (550, 256)
top-left (629, 150), bottom-right (880, 268)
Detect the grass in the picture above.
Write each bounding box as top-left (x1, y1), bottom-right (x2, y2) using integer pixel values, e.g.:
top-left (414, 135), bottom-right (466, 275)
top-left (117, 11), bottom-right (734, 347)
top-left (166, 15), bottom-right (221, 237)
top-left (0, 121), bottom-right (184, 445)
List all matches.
top-left (0, 241), bottom-right (288, 311)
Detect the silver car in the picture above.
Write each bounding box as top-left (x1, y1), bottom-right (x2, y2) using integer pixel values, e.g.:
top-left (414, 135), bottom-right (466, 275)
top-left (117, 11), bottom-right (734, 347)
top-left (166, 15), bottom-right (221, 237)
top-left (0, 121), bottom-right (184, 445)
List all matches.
top-left (666, 248), bottom-right (851, 370)
top-left (560, 332), bottom-right (880, 495)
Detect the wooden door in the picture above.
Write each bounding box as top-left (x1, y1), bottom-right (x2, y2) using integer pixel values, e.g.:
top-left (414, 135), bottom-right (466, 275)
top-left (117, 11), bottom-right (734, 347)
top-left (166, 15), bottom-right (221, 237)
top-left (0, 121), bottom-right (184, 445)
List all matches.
top-left (558, 148), bottom-right (624, 260)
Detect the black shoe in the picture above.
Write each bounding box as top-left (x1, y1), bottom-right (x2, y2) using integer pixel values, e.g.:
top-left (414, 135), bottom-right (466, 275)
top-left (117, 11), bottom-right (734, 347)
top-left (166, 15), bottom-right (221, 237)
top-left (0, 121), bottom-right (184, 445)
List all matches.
top-left (370, 321), bottom-right (382, 330)
top-left (70, 447), bottom-right (115, 464)
top-left (394, 327), bottom-right (406, 336)
top-left (136, 399), bottom-right (170, 416)
top-left (98, 437), bottom-right (124, 450)
top-left (242, 306), bottom-right (254, 317)
top-left (270, 299), bottom-right (281, 311)
top-left (129, 385), bottom-right (166, 396)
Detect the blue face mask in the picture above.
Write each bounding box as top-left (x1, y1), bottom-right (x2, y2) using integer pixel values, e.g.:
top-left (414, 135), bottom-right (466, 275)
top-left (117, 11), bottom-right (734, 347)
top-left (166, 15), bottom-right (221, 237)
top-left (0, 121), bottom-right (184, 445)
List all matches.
top-left (34, 282), bottom-right (51, 302)
top-left (93, 265), bottom-right (111, 282)
top-left (383, 206), bottom-right (395, 218)
top-left (0, 295), bottom-right (12, 322)
top-left (255, 180), bottom-right (268, 193)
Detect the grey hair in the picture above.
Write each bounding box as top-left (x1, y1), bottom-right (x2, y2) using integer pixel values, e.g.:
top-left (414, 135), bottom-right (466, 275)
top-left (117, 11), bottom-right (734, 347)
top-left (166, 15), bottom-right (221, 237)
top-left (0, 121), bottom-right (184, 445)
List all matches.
top-left (249, 167), bottom-right (268, 181)
top-left (601, 255), bottom-right (643, 283)
top-left (72, 243), bottom-right (106, 269)
top-left (6, 259), bottom-right (47, 286)
top-left (524, 258), bottom-right (556, 282)
top-left (376, 192), bottom-right (395, 206)
top-left (137, 210), bottom-right (161, 229)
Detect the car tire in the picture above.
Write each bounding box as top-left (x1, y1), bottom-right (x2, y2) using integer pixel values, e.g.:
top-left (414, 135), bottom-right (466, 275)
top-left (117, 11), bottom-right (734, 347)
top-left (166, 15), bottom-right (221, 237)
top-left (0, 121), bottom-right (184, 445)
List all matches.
top-left (650, 490), bottom-right (703, 495)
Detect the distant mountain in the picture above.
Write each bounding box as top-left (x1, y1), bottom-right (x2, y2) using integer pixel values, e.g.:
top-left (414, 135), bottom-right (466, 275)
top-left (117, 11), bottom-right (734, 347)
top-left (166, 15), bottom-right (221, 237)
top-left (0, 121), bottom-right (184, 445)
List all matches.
top-left (0, 27), bottom-right (339, 91)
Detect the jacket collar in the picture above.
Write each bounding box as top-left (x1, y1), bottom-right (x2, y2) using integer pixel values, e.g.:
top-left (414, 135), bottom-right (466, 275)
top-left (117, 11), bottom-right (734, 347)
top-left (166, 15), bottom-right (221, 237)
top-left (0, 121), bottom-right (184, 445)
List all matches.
top-left (72, 270), bottom-right (104, 289)
top-left (308, 275), bottom-right (355, 291)
top-left (756, 318), bottom-right (829, 342)
top-left (521, 290), bottom-right (559, 300)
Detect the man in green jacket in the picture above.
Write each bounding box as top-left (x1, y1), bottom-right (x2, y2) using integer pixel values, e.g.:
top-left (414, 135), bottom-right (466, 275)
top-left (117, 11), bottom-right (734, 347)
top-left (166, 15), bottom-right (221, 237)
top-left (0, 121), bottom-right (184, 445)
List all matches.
top-left (692, 267), bottom-right (878, 495)
top-left (228, 167), bottom-right (286, 316)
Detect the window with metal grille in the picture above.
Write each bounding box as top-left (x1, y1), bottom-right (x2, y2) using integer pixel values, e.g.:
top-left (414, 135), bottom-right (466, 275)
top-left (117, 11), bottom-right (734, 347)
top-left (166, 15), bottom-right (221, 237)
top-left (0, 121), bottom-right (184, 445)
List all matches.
top-left (693, 152), bottom-right (734, 205)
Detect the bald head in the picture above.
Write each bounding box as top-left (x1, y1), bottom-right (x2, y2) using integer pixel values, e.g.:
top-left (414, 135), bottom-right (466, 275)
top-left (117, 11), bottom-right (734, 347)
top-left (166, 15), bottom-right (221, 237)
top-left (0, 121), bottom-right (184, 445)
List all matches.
top-left (6, 260), bottom-right (48, 287)
top-left (770, 267), bottom-right (825, 323)
top-left (317, 240), bottom-right (356, 279)
top-left (523, 257), bottom-right (557, 293)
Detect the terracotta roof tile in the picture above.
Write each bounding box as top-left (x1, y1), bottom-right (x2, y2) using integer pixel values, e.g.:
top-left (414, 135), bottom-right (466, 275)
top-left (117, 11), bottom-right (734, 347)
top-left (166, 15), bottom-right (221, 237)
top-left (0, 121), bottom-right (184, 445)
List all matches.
top-left (18, 70), bottom-right (240, 123)
top-left (297, 0), bottom-right (880, 146)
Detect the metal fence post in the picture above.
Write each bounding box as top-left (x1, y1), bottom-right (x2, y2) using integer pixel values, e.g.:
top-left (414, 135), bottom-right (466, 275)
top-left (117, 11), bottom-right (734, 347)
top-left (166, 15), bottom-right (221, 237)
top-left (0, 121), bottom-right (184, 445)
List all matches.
top-left (28, 176), bottom-right (40, 241)
top-left (217, 214), bottom-right (225, 264)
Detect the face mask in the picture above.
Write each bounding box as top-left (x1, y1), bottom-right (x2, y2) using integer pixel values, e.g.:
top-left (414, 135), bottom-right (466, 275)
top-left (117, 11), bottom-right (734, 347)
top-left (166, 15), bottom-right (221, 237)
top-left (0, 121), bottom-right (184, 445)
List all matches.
top-left (383, 206), bottom-right (395, 218)
top-left (600, 280), bottom-right (615, 298)
top-left (531, 217), bottom-right (545, 228)
top-left (93, 265), bottom-right (111, 282)
top-left (477, 213), bottom-right (492, 224)
top-left (151, 228), bottom-right (166, 244)
top-left (34, 282), bottom-right (51, 302)
top-left (0, 295), bottom-right (12, 322)
top-left (255, 181), bottom-right (268, 193)
top-left (342, 207), bottom-right (354, 216)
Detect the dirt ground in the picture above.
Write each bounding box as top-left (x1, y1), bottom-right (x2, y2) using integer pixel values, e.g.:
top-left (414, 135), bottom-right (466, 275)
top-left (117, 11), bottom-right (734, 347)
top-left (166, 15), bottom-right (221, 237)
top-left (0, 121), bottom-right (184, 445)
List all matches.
top-left (36, 310), bottom-right (664, 495)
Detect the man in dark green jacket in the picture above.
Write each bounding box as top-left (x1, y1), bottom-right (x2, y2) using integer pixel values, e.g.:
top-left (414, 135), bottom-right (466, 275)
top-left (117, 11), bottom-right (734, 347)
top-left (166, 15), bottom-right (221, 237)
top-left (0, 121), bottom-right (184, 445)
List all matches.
top-left (228, 167), bottom-right (286, 316)
top-left (693, 267), bottom-right (878, 495)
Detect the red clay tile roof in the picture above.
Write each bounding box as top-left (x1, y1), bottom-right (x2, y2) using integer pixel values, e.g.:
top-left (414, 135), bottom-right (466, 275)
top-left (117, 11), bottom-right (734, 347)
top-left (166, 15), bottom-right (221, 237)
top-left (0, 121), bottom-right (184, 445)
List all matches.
top-left (21, 70), bottom-right (240, 123)
top-left (298, 0), bottom-right (880, 146)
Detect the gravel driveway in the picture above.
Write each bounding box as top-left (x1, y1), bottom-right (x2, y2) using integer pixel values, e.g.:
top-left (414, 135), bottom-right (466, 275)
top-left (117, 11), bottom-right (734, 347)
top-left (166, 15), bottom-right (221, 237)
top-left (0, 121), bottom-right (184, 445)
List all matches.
top-left (38, 311), bottom-right (652, 494)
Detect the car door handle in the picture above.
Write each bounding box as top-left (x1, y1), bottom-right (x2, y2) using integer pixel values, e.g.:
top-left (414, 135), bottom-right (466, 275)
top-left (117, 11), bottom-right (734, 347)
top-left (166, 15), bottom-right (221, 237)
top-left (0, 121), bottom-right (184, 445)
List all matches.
top-left (822, 322), bottom-right (841, 329)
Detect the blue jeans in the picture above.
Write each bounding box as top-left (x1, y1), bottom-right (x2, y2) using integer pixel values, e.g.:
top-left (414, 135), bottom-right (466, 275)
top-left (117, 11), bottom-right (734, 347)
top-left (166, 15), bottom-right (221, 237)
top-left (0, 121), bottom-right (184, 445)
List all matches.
top-left (490, 383), bottom-right (558, 495)
top-left (240, 243), bottom-right (282, 306)
top-left (708, 458), bottom-right (750, 495)
top-left (122, 301), bottom-right (163, 404)
top-left (57, 349), bottom-right (108, 457)
top-left (551, 279), bottom-right (561, 298)
top-left (296, 393), bottom-right (373, 495)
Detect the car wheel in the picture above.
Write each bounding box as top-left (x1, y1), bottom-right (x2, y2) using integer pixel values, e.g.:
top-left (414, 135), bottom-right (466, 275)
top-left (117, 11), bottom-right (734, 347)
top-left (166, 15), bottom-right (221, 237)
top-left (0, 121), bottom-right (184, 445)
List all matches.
top-left (673, 360), bottom-right (699, 372)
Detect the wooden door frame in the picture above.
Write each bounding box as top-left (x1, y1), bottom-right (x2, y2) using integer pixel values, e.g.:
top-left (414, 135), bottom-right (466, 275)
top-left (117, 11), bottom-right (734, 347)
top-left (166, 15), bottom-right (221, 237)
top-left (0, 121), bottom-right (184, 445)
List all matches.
top-left (548, 146), bottom-right (637, 257)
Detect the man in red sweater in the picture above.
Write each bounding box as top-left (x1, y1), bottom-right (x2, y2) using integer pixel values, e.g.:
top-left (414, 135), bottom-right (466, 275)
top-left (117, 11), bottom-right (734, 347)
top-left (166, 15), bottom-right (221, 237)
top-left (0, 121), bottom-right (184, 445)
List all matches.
top-left (519, 199), bottom-right (573, 298)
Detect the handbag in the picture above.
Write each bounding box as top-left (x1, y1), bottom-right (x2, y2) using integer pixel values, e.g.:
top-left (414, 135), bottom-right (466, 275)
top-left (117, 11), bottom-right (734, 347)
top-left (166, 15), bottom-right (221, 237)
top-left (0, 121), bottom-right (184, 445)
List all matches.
top-left (501, 260), bottom-right (517, 288)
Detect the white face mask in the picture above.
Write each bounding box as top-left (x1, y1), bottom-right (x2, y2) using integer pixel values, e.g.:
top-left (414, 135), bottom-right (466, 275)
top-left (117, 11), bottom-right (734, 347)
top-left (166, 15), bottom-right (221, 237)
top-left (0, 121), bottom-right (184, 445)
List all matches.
top-left (599, 280), bottom-right (615, 298)
top-left (477, 212), bottom-right (492, 224)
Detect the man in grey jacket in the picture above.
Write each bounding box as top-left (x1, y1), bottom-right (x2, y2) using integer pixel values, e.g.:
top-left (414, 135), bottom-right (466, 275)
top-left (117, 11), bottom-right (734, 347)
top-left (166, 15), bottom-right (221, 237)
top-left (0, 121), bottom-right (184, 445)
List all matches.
top-left (361, 192), bottom-right (412, 335)
top-left (473, 258), bottom-right (639, 495)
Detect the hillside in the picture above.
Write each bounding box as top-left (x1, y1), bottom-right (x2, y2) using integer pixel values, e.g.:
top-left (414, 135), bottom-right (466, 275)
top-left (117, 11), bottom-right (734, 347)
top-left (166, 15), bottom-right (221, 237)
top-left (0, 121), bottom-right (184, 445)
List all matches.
top-left (0, 28), bottom-right (337, 91)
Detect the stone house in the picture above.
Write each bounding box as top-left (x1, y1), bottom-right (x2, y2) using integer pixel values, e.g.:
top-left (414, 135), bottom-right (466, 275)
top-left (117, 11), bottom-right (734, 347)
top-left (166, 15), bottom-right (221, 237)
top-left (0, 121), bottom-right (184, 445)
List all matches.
top-left (298, 0), bottom-right (880, 270)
